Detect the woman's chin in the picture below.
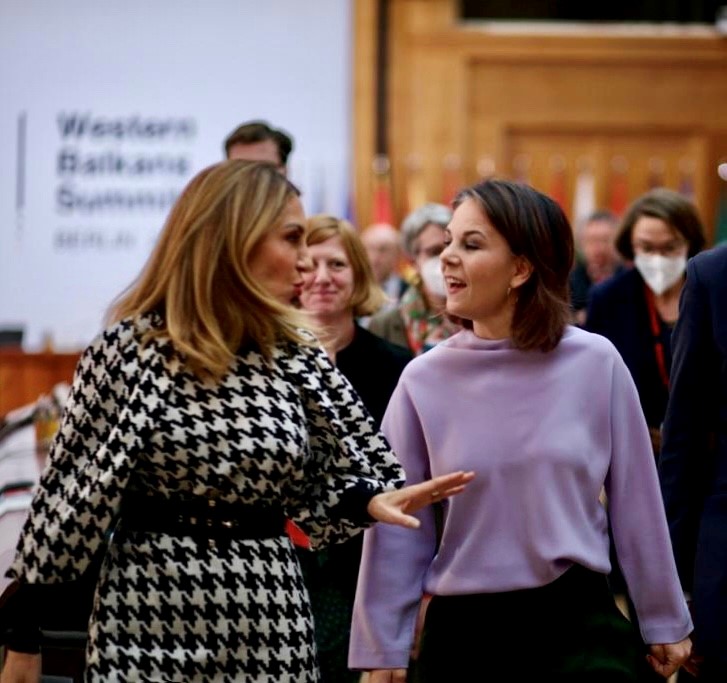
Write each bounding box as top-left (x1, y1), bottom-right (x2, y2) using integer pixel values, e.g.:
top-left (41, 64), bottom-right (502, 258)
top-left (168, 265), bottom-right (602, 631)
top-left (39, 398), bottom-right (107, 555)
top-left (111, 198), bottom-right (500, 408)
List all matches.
top-left (445, 301), bottom-right (465, 317)
top-left (309, 307), bottom-right (347, 320)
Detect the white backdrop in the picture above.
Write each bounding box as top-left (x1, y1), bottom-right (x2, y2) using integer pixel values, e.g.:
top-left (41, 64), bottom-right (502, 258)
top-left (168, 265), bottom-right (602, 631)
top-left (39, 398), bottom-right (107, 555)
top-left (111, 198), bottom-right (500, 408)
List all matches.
top-left (0, 0), bottom-right (352, 350)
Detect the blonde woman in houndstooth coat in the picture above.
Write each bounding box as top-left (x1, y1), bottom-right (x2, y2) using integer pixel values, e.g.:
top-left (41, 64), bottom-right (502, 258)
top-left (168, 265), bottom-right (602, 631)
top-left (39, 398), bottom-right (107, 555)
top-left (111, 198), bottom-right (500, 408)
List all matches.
top-left (0, 161), bottom-right (472, 683)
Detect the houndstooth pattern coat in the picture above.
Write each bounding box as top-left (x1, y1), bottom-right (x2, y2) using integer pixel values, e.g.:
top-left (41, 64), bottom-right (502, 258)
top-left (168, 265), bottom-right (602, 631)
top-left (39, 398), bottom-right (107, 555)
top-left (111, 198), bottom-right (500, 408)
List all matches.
top-left (7, 313), bottom-right (404, 682)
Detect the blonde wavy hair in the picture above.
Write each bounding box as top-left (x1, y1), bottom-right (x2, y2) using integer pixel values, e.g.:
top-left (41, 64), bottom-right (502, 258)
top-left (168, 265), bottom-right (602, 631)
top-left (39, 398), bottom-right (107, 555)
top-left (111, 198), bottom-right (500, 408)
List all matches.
top-left (108, 160), bottom-right (312, 379)
top-left (306, 214), bottom-right (386, 317)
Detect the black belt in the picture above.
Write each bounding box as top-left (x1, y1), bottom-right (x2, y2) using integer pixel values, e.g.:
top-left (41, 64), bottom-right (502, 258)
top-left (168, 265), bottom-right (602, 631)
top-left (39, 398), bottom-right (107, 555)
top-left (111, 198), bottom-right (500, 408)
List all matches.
top-left (121, 494), bottom-right (286, 540)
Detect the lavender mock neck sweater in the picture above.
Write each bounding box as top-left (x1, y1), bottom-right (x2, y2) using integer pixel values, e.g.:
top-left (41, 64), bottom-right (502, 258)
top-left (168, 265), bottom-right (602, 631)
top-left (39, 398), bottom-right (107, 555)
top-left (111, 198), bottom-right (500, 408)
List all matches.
top-left (349, 326), bottom-right (692, 670)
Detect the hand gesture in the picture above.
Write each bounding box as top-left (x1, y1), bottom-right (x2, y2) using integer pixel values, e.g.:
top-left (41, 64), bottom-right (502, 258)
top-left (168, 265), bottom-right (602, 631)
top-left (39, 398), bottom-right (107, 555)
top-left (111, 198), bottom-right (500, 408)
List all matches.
top-left (646, 637), bottom-right (691, 678)
top-left (367, 470), bottom-right (474, 529)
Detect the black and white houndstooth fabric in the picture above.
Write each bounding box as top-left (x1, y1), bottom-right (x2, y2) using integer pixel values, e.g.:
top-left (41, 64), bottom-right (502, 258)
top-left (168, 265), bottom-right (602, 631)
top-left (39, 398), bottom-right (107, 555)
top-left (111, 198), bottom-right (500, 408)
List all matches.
top-left (7, 312), bottom-right (404, 682)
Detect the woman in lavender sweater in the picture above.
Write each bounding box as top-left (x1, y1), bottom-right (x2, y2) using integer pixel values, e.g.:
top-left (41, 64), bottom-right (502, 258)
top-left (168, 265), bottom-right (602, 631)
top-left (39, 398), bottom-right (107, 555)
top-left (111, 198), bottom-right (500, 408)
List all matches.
top-left (349, 179), bottom-right (692, 682)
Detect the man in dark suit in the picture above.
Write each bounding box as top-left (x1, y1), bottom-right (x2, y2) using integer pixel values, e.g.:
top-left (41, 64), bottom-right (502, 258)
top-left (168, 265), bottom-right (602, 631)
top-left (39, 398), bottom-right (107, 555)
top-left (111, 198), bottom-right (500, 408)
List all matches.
top-left (660, 243), bottom-right (727, 681)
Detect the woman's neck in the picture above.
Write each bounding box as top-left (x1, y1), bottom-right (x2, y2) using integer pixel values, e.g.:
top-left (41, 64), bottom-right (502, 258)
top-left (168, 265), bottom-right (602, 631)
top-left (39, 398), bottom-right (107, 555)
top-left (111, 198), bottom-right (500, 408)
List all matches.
top-left (472, 307), bottom-right (514, 341)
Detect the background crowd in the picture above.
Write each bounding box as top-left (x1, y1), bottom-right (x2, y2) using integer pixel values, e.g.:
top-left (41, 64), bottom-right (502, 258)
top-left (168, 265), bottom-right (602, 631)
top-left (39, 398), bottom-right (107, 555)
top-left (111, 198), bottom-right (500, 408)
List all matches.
top-left (0, 118), bottom-right (724, 682)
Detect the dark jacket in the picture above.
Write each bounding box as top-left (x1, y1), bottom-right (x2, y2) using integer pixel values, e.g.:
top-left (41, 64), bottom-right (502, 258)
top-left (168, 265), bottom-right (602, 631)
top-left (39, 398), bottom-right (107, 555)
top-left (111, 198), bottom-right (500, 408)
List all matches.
top-left (336, 324), bottom-right (412, 426)
top-left (569, 261), bottom-right (625, 317)
top-left (585, 267), bottom-right (671, 432)
top-left (659, 244), bottom-right (727, 666)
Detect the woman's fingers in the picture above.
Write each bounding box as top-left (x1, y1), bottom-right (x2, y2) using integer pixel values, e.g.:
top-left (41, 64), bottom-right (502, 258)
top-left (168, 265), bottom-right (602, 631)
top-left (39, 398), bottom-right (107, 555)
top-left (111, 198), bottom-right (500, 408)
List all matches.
top-left (411, 470), bottom-right (475, 505)
top-left (367, 471), bottom-right (475, 528)
top-left (416, 470), bottom-right (475, 496)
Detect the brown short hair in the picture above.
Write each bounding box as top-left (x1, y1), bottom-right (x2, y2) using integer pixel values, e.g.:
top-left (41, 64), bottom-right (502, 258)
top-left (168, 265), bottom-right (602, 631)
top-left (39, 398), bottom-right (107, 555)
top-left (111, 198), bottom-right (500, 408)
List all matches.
top-left (454, 179), bottom-right (574, 352)
top-left (223, 120), bottom-right (294, 166)
top-left (615, 188), bottom-right (706, 261)
top-left (306, 215), bottom-right (387, 317)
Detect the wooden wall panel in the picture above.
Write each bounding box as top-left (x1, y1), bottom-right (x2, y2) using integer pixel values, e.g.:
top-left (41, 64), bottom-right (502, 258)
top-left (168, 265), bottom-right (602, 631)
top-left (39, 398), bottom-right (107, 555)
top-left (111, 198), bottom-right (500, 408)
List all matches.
top-left (496, 129), bottom-right (705, 221)
top-left (354, 0), bottom-right (727, 241)
top-left (0, 352), bottom-right (80, 417)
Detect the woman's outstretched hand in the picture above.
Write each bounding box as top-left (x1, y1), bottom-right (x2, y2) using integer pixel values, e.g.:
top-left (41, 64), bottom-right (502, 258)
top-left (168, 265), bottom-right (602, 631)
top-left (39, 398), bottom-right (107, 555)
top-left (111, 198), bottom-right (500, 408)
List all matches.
top-left (367, 470), bottom-right (475, 529)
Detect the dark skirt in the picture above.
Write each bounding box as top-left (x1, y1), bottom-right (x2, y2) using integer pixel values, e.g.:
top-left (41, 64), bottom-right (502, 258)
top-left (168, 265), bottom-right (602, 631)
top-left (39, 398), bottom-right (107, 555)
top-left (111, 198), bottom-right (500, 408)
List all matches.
top-left (412, 564), bottom-right (657, 683)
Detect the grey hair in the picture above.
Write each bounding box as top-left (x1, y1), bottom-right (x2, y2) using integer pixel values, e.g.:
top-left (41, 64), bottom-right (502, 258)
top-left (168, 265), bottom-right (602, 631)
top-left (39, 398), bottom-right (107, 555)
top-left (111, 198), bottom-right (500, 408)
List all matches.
top-left (400, 202), bottom-right (452, 257)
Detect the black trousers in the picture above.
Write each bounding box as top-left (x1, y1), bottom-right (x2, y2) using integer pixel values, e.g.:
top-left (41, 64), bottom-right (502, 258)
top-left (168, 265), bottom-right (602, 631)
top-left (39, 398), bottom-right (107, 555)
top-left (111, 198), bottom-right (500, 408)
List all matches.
top-left (412, 564), bottom-right (657, 683)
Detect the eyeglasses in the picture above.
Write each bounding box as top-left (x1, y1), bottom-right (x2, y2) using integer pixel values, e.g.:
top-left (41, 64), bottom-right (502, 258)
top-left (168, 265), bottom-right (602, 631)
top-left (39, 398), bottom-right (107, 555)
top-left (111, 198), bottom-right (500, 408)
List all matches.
top-left (632, 240), bottom-right (687, 257)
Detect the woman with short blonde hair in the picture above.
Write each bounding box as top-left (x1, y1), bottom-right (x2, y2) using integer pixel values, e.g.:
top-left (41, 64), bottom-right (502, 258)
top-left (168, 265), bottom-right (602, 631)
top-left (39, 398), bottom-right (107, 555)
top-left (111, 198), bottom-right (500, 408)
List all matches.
top-left (305, 214), bottom-right (386, 319)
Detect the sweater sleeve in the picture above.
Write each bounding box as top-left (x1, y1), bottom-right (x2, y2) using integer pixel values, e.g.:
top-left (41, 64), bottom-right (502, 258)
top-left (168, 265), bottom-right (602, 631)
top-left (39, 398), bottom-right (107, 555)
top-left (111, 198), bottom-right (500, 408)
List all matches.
top-left (349, 380), bottom-right (438, 670)
top-left (605, 352), bottom-right (693, 644)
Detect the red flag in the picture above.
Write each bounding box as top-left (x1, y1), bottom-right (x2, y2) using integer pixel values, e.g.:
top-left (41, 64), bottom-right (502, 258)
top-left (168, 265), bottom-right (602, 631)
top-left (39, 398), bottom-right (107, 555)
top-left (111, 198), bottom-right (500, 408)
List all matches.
top-left (372, 154), bottom-right (394, 224)
top-left (372, 185), bottom-right (394, 224)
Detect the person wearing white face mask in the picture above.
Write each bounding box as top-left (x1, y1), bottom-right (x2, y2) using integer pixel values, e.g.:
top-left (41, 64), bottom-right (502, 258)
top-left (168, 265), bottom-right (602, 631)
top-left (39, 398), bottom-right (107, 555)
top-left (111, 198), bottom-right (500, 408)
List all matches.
top-left (586, 188), bottom-right (706, 459)
top-left (368, 203), bottom-right (460, 356)
top-left (634, 250), bottom-right (688, 297)
top-left (585, 188), bottom-right (706, 671)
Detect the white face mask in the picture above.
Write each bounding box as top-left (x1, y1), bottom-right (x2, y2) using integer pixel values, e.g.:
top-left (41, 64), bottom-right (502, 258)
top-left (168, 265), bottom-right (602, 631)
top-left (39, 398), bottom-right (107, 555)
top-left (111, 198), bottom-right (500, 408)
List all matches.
top-left (420, 256), bottom-right (447, 299)
top-left (634, 252), bottom-right (687, 296)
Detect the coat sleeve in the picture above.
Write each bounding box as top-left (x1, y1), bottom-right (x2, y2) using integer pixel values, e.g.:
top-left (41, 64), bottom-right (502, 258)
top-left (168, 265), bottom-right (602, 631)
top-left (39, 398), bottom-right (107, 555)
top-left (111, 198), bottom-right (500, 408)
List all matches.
top-left (659, 257), bottom-right (717, 589)
top-left (281, 341), bottom-right (405, 548)
top-left (6, 322), bottom-right (158, 585)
